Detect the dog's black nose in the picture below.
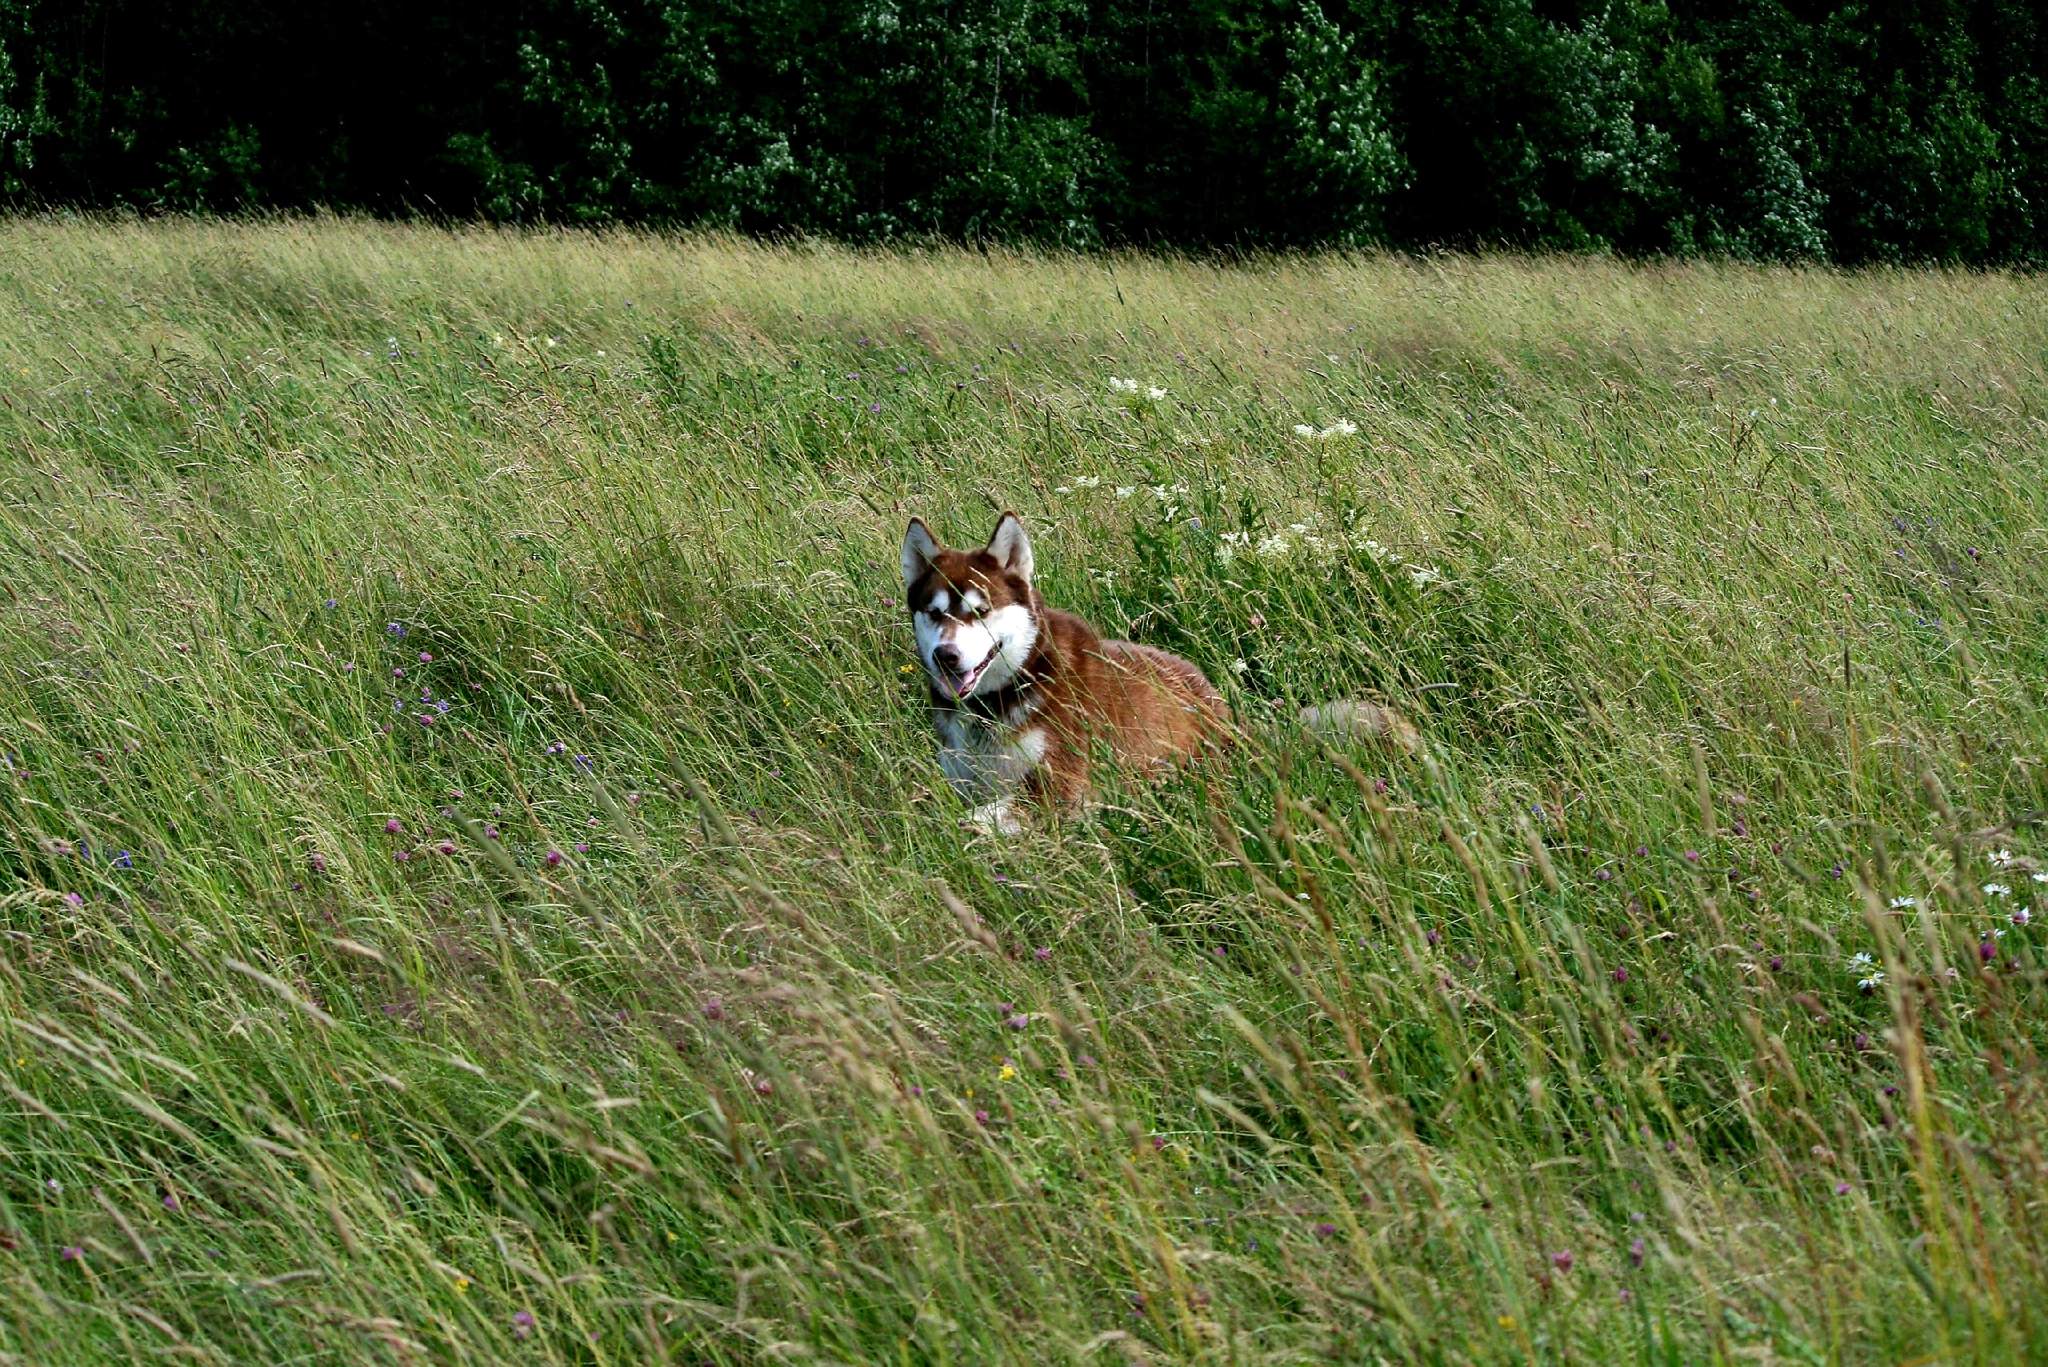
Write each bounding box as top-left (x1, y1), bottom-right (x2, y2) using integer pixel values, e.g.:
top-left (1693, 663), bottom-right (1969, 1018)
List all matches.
top-left (933, 644), bottom-right (962, 672)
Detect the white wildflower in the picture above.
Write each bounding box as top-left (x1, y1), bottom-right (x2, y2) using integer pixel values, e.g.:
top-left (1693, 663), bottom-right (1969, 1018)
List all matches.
top-left (1990, 848), bottom-right (2015, 867)
top-left (1114, 486), bottom-right (1134, 499)
top-left (1219, 531), bottom-right (1252, 547)
top-left (1146, 386), bottom-right (1168, 401)
top-left (1287, 522), bottom-right (1310, 535)
top-left (1230, 658), bottom-right (1250, 676)
top-left (1858, 972), bottom-right (1887, 991)
top-left (1255, 535), bottom-right (1292, 560)
top-left (1848, 951), bottom-right (1875, 970)
top-left (1351, 531), bottom-right (1400, 563)
top-left (1407, 566), bottom-right (1443, 588)
top-left (1888, 896), bottom-right (1919, 910)
top-left (1322, 419), bottom-right (1358, 438)
top-left (1984, 882), bottom-right (2012, 897)
top-left (1293, 423), bottom-right (1317, 437)
top-left (1072, 475), bottom-right (1100, 488)
top-left (2014, 907), bottom-right (2032, 927)
top-left (1108, 376), bottom-right (1140, 395)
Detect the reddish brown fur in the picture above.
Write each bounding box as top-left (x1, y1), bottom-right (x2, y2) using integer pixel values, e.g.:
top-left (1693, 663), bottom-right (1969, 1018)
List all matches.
top-left (907, 519), bottom-right (1230, 816)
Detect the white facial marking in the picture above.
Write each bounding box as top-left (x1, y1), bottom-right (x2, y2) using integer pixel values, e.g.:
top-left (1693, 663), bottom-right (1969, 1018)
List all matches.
top-left (929, 588), bottom-right (951, 616)
top-left (970, 603), bottom-right (1037, 695)
top-left (962, 588), bottom-right (987, 615)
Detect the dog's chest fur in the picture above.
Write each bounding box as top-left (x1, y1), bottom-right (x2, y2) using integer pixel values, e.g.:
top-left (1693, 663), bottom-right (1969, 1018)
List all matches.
top-left (933, 695), bottom-right (1047, 802)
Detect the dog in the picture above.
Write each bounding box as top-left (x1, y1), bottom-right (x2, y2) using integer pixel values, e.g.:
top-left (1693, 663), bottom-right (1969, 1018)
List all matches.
top-left (900, 511), bottom-right (1230, 833)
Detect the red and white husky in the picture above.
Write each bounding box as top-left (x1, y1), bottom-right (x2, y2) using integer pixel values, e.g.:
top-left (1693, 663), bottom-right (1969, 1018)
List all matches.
top-left (901, 511), bottom-right (1230, 833)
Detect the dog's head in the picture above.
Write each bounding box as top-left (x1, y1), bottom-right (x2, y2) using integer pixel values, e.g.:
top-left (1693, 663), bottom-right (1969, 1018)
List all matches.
top-left (901, 512), bottom-right (1040, 700)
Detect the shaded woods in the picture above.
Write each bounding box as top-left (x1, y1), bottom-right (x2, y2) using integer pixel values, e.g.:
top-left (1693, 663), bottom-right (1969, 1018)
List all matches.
top-left (3, 0), bottom-right (2045, 261)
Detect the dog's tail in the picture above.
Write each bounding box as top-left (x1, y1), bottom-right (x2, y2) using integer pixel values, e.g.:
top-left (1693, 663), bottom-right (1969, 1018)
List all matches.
top-left (1296, 698), bottom-right (1425, 755)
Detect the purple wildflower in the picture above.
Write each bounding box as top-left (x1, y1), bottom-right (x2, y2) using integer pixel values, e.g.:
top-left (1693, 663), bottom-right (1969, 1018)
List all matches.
top-left (1314, 1222), bottom-right (1338, 1239)
top-left (1551, 1250), bottom-right (1574, 1273)
top-left (1007, 1013), bottom-right (1029, 1031)
top-left (544, 849), bottom-right (563, 868)
top-left (385, 818), bottom-right (402, 834)
top-left (1629, 1237), bottom-right (1645, 1267)
top-left (512, 1310), bottom-right (535, 1340)
top-left (702, 997), bottom-right (724, 1021)
top-left (60, 1246), bottom-right (82, 1262)
top-left (63, 892), bottom-right (83, 908)
top-left (308, 852), bottom-right (327, 874)
top-left (1612, 966), bottom-right (1628, 983)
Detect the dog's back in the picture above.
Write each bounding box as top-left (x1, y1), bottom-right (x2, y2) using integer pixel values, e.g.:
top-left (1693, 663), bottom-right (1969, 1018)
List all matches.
top-left (1022, 609), bottom-right (1228, 804)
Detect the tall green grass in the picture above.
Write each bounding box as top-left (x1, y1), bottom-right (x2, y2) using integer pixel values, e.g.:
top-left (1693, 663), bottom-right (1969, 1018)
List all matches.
top-left (2, 216), bottom-right (2045, 1363)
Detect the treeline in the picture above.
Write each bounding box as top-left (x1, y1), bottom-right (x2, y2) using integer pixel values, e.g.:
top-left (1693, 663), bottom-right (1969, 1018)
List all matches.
top-left (2, 0), bottom-right (2044, 262)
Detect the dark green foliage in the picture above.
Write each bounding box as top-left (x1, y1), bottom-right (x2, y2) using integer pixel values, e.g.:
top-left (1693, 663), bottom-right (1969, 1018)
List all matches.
top-left (2, 0), bottom-right (2046, 260)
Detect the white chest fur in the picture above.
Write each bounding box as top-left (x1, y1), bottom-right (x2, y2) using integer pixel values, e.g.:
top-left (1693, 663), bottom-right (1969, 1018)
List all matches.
top-left (932, 702), bottom-right (1047, 803)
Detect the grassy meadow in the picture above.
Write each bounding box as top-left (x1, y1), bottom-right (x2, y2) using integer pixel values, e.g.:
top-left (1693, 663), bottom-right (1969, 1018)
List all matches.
top-left (2, 217), bottom-right (2047, 1363)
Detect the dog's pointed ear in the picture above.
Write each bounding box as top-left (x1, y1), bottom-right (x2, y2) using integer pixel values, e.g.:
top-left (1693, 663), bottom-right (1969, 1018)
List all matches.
top-left (901, 519), bottom-right (940, 591)
top-left (985, 511), bottom-right (1034, 583)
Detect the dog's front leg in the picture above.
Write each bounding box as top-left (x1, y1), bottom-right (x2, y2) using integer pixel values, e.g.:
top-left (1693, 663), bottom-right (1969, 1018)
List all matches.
top-left (964, 798), bottom-right (1025, 836)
